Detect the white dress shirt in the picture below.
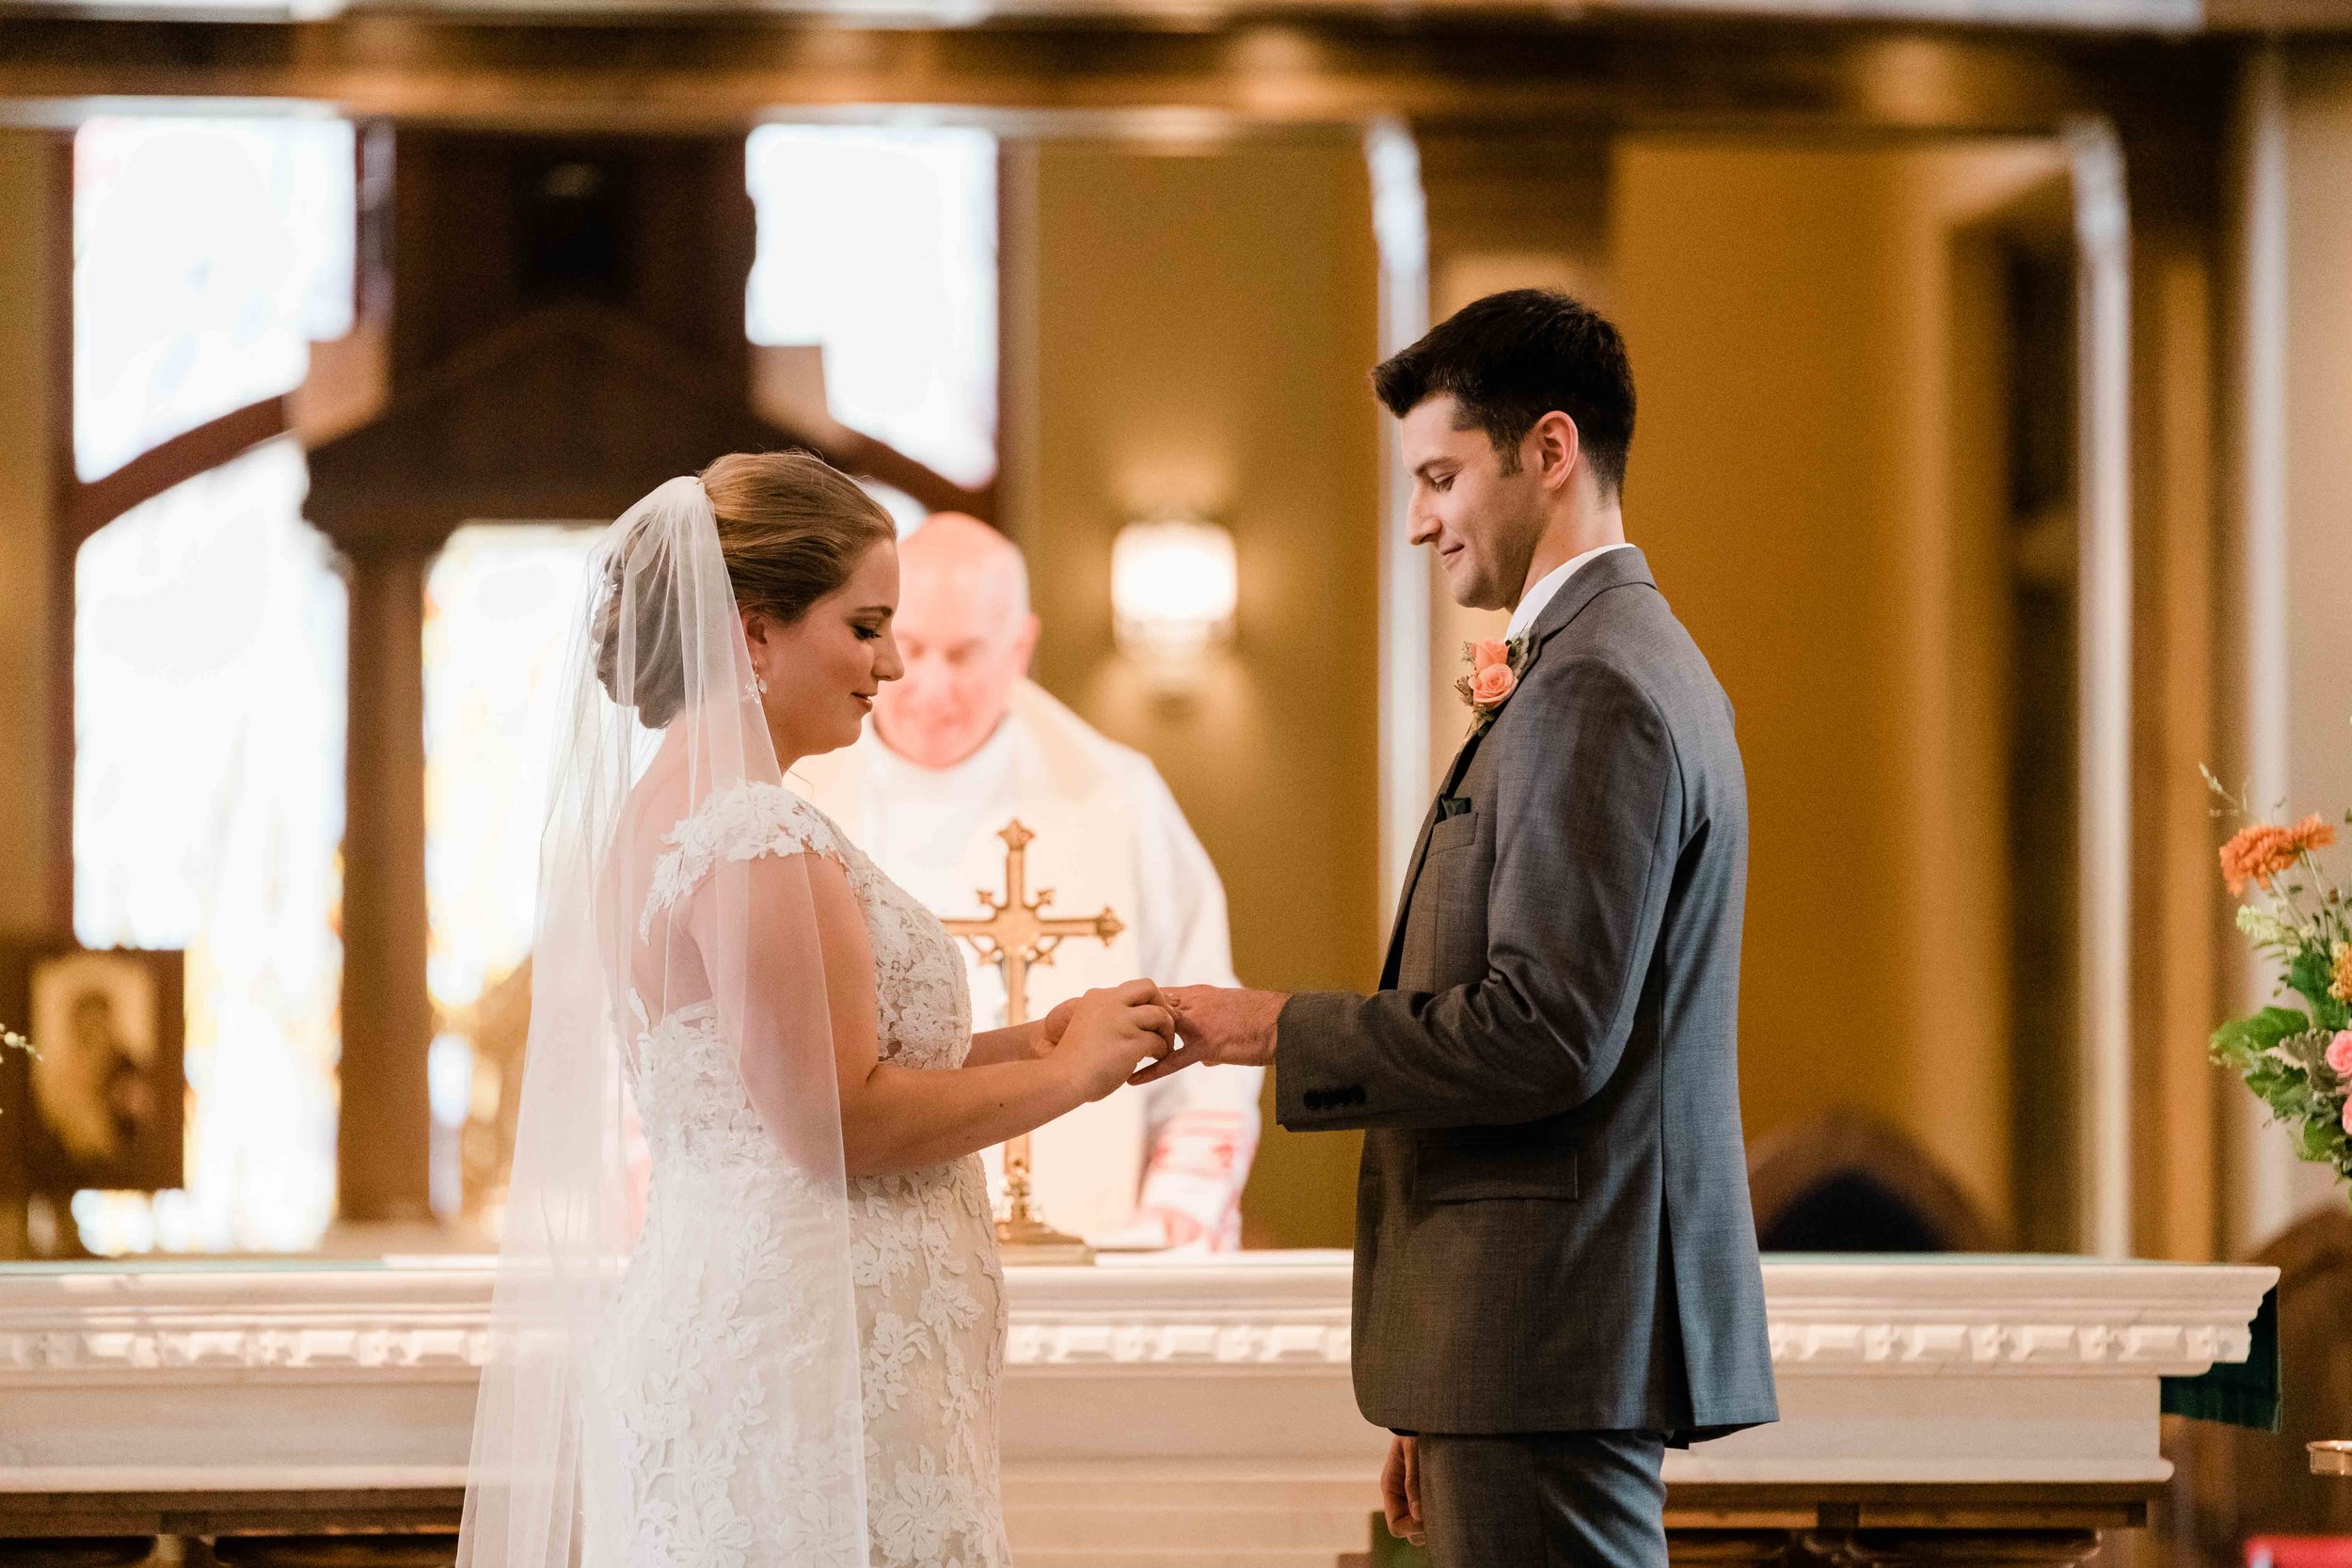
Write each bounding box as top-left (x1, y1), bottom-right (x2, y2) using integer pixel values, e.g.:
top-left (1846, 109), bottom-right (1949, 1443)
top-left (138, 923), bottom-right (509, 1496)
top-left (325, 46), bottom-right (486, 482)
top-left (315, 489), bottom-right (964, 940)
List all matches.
top-left (1504, 541), bottom-right (1635, 644)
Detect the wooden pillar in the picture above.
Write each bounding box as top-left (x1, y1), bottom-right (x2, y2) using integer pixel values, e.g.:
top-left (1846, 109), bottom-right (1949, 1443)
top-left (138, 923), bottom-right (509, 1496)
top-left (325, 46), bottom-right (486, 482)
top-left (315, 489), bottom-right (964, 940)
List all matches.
top-left (337, 542), bottom-right (435, 1223)
top-left (0, 130), bottom-right (72, 1263)
top-left (2129, 199), bottom-right (2221, 1264)
top-left (0, 130), bottom-right (72, 945)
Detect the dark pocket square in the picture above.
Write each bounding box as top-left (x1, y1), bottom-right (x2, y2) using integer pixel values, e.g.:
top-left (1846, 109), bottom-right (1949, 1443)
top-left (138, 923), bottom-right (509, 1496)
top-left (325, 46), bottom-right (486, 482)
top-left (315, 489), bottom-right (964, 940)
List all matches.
top-left (1436, 794), bottom-right (1472, 821)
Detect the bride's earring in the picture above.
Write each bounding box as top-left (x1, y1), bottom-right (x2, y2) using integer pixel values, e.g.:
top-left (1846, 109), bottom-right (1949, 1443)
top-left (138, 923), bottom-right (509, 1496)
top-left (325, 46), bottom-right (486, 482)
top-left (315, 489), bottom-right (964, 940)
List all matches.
top-left (754, 673), bottom-right (771, 695)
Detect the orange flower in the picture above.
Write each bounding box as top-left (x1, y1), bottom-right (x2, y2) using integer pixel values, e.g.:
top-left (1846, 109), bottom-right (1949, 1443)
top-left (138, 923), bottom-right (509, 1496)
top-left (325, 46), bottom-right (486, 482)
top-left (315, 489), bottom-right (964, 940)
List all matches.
top-left (1455, 637), bottom-right (1522, 719)
top-left (2221, 814), bottom-right (2338, 896)
top-left (1470, 662), bottom-right (1516, 705)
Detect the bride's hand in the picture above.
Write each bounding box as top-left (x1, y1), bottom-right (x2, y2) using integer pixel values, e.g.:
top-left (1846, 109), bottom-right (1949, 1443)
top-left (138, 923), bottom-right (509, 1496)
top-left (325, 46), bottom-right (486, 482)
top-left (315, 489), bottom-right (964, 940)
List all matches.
top-left (1051, 981), bottom-right (1177, 1102)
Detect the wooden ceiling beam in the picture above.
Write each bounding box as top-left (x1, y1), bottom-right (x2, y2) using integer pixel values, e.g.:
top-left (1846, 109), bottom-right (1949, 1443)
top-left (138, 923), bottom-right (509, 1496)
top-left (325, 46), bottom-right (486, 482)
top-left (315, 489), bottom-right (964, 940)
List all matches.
top-left (0, 0), bottom-right (2259, 31)
top-left (69, 395), bottom-right (290, 545)
top-left (0, 14), bottom-right (2223, 138)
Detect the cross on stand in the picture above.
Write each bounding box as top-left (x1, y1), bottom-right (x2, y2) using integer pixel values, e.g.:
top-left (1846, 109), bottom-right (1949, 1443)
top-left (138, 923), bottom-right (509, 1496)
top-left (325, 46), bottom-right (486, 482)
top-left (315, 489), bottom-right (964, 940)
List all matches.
top-left (942, 819), bottom-right (1123, 1264)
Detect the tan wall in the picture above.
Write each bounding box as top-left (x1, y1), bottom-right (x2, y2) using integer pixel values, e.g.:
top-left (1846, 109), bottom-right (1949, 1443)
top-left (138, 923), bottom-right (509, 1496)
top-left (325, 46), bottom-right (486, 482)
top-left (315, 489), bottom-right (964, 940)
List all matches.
top-left (2285, 55), bottom-right (2352, 899)
top-left (1009, 135), bottom-right (1384, 1249)
top-left (1611, 138), bottom-right (2064, 1232)
top-left (1418, 132), bottom-right (1613, 789)
top-left (0, 131), bottom-right (57, 941)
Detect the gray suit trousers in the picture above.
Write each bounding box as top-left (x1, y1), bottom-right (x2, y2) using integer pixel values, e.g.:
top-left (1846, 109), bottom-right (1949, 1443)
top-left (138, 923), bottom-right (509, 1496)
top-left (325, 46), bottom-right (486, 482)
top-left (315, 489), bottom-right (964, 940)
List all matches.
top-left (1416, 1431), bottom-right (1667, 1568)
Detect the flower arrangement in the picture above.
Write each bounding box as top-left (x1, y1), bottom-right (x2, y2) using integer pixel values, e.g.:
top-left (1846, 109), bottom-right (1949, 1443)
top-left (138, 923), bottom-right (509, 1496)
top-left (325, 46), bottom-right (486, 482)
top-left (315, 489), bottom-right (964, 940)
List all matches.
top-left (1454, 638), bottom-right (1525, 737)
top-left (2209, 773), bottom-right (2352, 1180)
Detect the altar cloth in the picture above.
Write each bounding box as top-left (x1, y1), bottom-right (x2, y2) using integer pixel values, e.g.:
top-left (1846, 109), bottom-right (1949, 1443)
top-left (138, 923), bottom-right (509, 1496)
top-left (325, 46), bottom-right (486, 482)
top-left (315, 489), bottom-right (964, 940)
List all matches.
top-left (0, 1250), bottom-right (2279, 1564)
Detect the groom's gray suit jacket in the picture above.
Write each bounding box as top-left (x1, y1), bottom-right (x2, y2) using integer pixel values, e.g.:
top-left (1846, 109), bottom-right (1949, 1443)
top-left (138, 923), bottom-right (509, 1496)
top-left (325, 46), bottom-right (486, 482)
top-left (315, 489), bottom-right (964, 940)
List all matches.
top-left (1277, 546), bottom-right (1776, 1442)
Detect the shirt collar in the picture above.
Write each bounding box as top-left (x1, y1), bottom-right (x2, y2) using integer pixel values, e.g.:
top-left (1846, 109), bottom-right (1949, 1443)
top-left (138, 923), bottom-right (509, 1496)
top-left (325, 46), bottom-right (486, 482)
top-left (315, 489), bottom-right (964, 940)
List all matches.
top-left (1503, 541), bottom-right (1635, 644)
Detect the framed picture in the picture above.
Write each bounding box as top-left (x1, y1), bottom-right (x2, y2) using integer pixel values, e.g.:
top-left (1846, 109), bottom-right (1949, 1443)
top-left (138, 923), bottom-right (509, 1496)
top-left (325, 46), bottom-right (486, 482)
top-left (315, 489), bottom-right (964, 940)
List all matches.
top-left (7, 948), bottom-right (183, 1195)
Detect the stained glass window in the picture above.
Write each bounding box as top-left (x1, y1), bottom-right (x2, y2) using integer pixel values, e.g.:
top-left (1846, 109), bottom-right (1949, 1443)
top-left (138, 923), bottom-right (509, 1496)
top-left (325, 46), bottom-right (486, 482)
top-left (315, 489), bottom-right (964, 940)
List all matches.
top-left (746, 125), bottom-right (998, 493)
top-left (70, 113), bottom-right (355, 1256)
top-left (74, 117), bottom-right (355, 482)
top-left (72, 438), bottom-right (346, 1254)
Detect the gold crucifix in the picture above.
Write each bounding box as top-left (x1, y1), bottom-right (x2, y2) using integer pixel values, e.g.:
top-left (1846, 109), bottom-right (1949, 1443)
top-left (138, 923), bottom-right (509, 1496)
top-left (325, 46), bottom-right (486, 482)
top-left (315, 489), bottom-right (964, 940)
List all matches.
top-left (942, 819), bottom-right (1123, 1263)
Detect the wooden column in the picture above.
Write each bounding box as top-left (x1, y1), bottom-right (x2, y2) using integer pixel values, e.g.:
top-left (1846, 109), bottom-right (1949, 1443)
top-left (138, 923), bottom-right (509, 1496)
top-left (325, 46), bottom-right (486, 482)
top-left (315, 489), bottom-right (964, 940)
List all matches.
top-left (337, 542), bottom-right (434, 1223)
top-left (0, 130), bottom-right (72, 1262)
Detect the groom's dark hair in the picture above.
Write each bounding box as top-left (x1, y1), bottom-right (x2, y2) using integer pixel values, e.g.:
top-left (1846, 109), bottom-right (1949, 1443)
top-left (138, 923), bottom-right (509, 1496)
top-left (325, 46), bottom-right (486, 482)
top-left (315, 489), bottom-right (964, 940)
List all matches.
top-left (1373, 289), bottom-right (1635, 496)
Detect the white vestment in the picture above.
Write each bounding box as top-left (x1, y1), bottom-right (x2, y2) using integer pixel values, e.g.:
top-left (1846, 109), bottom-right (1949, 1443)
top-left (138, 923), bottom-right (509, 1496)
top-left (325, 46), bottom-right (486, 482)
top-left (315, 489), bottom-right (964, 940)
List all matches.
top-left (794, 680), bottom-right (1262, 1245)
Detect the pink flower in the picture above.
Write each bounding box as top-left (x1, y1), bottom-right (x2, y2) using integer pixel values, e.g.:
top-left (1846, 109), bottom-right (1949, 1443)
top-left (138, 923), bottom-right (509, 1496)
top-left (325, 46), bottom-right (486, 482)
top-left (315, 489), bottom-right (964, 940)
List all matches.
top-left (1455, 638), bottom-right (1521, 717)
top-left (2328, 1030), bottom-right (2352, 1078)
top-left (1470, 662), bottom-right (1517, 706)
top-left (2339, 1097), bottom-right (2352, 1137)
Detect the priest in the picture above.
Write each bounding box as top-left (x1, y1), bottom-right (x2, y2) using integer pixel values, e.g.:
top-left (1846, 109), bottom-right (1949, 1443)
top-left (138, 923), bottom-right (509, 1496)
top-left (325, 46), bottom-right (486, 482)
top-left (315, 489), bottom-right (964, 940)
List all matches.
top-left (794, 512), bottom-right (1261, 1249)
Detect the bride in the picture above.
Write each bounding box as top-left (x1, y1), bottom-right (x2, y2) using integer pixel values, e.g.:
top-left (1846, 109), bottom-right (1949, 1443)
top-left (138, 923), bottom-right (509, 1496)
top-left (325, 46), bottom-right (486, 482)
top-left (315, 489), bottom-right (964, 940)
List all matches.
top-left (457, 451), bottom-right (1181, 1568)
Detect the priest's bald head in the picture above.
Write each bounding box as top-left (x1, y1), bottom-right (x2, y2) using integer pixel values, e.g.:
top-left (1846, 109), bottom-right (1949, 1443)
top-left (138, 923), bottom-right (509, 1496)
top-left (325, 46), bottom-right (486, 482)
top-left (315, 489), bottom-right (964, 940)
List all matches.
top-left (871, 512), bottom-right (1042, 769)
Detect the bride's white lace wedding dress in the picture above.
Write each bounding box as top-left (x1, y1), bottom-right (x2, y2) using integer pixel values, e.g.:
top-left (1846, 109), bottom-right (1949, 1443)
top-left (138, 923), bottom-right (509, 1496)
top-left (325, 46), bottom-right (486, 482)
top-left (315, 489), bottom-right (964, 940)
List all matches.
top-left (594, 780), bottom-right (1014, 1568)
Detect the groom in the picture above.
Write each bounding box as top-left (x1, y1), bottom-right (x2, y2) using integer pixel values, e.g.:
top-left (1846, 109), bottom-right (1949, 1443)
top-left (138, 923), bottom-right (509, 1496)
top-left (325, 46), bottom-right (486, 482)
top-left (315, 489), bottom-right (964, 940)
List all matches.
top-left (1140, 290), bottom-right (1776, 1564)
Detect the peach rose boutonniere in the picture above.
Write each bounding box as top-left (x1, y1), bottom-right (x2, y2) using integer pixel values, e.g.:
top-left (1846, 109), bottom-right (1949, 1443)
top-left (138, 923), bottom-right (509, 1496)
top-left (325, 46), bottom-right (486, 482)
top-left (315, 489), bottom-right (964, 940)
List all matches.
top-left (1454, 637), bottom-right (1527, 736)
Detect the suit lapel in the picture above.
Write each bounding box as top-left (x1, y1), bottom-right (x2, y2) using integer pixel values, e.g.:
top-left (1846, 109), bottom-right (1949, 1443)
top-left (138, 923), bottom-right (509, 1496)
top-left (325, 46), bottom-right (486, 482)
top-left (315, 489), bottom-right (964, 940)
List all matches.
top-left (1380, 731), bottom-right (1483, 985)
top-left (1375, 548), bottom-right (1659, 989)
top-left (1380, 806), bottom-right (1439, 987)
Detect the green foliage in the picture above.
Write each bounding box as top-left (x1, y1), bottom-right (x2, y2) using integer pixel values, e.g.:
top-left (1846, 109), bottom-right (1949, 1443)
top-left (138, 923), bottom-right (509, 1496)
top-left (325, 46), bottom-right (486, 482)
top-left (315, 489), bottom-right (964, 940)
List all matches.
top-left (2213, 1007), bottom-right (2313, 1069)
top-left (2215, 1006), bottom-right (2350, 1173)
top-left (2244, 1053), bottom-right (2309, 1106)
top-left (2284, 1028), bottom-right (2336, 1077)
top-left (2215, 790), bottom-right (2352, 1189)
top-left (2307, 1115), bottom-right (2345, 1163)
top-left (2288, 946), bottom-right (2351, 1030)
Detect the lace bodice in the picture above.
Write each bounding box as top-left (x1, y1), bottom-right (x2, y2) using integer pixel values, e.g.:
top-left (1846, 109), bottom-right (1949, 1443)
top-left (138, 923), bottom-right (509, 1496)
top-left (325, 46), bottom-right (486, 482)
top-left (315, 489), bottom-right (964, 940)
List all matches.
top-left (597, 781), bottom-right (1010, 1568)
top-left (628, 784), bottom-right (976, 1161)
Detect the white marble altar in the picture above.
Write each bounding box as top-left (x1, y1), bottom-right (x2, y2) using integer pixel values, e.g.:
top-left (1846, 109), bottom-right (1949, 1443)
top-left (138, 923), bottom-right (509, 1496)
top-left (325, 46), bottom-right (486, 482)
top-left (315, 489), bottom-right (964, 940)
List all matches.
top-left (0, 1251), bottom-right (2279, 1565)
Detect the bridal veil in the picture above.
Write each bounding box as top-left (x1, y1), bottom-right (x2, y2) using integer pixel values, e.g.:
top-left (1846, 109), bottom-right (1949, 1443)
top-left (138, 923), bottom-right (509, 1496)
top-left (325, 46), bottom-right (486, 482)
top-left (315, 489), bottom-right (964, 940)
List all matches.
top-left (456, 475), bottom-right (869, 1567)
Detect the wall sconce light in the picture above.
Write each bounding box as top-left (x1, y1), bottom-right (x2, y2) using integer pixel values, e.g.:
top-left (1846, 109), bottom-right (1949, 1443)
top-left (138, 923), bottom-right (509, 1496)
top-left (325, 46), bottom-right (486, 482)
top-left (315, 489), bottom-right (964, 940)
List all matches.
top-left (1111, 515), bottom-right (1237, 689)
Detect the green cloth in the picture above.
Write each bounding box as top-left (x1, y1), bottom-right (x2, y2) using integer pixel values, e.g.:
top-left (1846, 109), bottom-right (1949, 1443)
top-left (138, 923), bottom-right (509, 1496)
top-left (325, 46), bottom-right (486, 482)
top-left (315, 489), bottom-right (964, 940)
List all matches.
top-left (2161, 1284), bottom-right (2280, 1433)
top-left (1373, 1524), bottom-right (1428, 1568)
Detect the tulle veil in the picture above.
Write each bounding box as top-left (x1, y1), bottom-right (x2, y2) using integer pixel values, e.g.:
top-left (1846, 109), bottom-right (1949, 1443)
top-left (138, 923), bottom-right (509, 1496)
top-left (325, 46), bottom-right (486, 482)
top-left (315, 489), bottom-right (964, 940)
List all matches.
top-left (456, 474), bottom-right (869, 1567)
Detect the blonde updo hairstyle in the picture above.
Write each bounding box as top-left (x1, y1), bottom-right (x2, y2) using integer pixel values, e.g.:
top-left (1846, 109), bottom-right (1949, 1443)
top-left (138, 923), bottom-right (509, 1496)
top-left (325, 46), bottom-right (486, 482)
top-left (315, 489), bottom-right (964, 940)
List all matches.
top-left (595, 451), bottom-right (898, 727)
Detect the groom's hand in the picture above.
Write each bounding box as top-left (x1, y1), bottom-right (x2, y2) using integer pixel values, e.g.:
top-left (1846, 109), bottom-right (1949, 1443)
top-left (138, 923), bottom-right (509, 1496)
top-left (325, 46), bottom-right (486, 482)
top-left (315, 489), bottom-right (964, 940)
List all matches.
top-left (1380, 1435), bottom-right (1424, 1546)
top-left (1127, 986), bottom-right (1287, 1085)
